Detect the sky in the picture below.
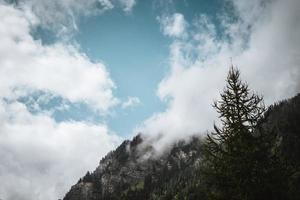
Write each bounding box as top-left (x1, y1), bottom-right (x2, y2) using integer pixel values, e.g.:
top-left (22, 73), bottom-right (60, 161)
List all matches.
top-left (0, 0), bottom-right (299, 199)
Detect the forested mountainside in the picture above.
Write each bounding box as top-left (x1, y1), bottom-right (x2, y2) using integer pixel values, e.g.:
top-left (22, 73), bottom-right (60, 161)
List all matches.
top-left (63, 133), bottom-right (204, 200)
top-left (63, 93), bottom-right (300, 200)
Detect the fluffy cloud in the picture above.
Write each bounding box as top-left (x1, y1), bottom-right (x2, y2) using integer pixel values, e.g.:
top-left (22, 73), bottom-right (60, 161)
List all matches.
top-left (138, 0), bottom-right (300, 153)
top-left (0, 3), bottom-right (118, 111)
top-left (0, 2), bottom-right (122, 199)
top-left (0, 100), bottom-right (121, 200)
top-left (157, 13), bottom-right (187, 38)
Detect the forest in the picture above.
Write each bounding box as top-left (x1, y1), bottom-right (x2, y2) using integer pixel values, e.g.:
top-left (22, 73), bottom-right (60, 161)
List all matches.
top-left (64, 68), bottom-right (300, 200)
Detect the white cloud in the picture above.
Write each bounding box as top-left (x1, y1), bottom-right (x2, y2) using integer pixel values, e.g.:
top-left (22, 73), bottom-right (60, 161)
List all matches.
top-left (0, 3), bottom-right (118, 111)
top-left (0, 3), bottom-right (122, 199)
top-left (6, 0), bottom-right (136, 35)
top-left (158, 13), bottom-right (187, 38)
top-left (0, 100), bottom-right (121, 200)
top-left (138, 0), bottom-right (300, 153)
top-left (122, 96), bottom-right (141, 109)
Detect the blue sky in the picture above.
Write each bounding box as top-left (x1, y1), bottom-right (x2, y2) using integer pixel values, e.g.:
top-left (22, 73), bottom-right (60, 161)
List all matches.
top-left (30, 0), bottom-right (225, 137)
top-left (75, 1), bottom-right (169, 136)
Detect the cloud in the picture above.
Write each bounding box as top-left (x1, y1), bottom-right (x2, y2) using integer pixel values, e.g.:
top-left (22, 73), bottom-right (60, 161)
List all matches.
top-left (122, 96), bottom-right (141, 109)
top-left (157, 13), bottom-right (187, 38)
top-left (0, 100), bottom-right (121, 200)
top-left (0, 3), bottom-right (122, 199)
top-left (0, 3), bottom-right (118, 112)
top-left (6, 0), bottom-right (136, 35)
top-left (138, 0), bottom-right (300, 153)
top-left (118, 0), bottom-right (136, 13)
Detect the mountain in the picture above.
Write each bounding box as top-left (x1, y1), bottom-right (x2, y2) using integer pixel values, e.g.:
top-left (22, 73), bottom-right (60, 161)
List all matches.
top-left (63, 133), bottom-right (205, 200)
top-left (63, 93), bottom-right (300, 200)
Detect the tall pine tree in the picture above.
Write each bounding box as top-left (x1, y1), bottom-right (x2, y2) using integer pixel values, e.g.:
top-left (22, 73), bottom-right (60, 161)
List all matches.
top-left (202, 67), bottom-right (287, 200)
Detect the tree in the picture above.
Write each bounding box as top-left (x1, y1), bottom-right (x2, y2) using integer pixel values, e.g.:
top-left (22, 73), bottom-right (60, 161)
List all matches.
top-left (202, 67), bottom-right (287, 200)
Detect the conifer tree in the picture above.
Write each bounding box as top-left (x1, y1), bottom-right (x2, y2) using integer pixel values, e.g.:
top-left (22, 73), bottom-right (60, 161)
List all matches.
top-left (203, 67), bottom-right (287, 200)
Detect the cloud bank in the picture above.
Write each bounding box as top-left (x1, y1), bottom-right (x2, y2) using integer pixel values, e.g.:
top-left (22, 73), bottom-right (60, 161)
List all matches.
top-left (0, 3), bottom-right (119, 111)
top-left (0, 101), bottom-right (120, 200)
top-left (138, 0), bottom-right (300, 153)
top-left (0, 2), bottom-right (124, 199)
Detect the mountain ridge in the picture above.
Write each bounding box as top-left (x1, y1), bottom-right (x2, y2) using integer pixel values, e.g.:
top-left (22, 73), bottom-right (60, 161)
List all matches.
top-left (63, 93), bottom-right (300, 200)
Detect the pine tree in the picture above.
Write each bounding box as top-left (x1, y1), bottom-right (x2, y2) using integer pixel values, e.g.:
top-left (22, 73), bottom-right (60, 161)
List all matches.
top-left (202, 67), bottom-right (287, 200)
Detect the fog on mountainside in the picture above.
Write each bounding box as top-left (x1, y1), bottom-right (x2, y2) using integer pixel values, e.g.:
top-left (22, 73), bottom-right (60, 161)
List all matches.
top-left (63, 68), bottom-right (300, 200)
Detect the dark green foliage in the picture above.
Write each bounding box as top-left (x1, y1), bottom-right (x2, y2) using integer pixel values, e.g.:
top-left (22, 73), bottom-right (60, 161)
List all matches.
top-left (202, 67), bottom-right (288, 200)
top-left (263, 94), bottom-right (300, 200)
top-left (264, 94), bottom-right (300, 166)
top-left (82, 171), bottom-right (93, 182)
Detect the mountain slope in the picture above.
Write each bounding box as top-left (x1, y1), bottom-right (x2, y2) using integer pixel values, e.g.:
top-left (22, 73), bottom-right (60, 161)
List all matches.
top-left (63, 93), bottom-right (300, 200)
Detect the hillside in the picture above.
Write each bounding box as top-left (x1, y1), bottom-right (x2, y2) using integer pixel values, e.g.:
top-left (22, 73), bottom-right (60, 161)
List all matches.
top-left (63, 93), bottom-right (300, 200)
